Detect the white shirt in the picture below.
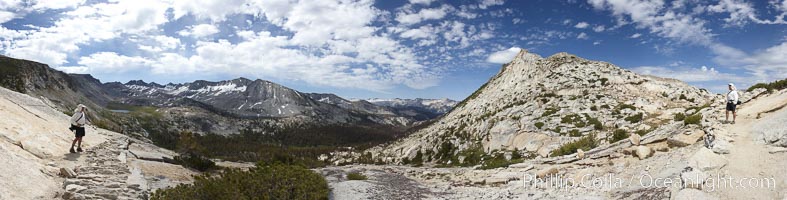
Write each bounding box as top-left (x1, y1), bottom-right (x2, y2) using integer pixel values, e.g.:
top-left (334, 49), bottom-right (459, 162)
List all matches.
top-left (727, 90), bottom-right (739, 102)
top-left (70, 112), bottom-right (88, 126)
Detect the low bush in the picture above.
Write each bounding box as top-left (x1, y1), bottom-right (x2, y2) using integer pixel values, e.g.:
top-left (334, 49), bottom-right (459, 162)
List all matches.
top-left (551, 133), bottom-right (598, 157)
top-left (534, 122), bottom-right (545, 129)
top-left (747, 78), bottom-right (787, 93)
top-left (684, 114), bottom-right (702, 125)
top-left (608, 129), bottom-right (629, 143)
top-left (150, 162), bottom-right (330, 200)
top-left (569, 129), bottom-right (582, 137)
top-left (624, 113), bottom-right (643, 123)
top-left (347, 172), bottom-right (367, 180)
top-left (174, 153), bottom-right (217, 172)
top-left (674, 113), bottom-right (686, 121)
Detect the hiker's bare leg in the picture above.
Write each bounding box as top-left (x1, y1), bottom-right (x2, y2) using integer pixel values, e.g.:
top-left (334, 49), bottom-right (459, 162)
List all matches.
top-left (77, 137), bottom-right (82, 148)
top-left (725, 111), bottom-right (729, 122)
top-left (71, 138), bottom-right (78, 148)
top-left (733, 111), bottom-right (737, 122)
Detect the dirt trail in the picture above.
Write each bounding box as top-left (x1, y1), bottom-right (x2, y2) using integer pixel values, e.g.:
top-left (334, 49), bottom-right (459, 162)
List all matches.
top-left (716, 91), bottom-right (787, 200)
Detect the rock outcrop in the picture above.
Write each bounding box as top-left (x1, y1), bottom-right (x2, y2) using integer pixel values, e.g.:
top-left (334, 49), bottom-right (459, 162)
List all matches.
top-left (0, 86), bottom-right (195, 199)
top-left (345, 50), bottom-right (716, 165)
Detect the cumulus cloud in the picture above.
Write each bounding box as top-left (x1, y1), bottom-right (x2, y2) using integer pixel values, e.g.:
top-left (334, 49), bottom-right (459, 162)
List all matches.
top-left (396, 4), bottom-right (452, 25)
top-left (574, 22), bottom-right (589, 28)
top-left (577, 32), bottom-right (589, 39)
top-left (479, 0), bottom-right (505, 9)
top-left (630, 33), bottom-right (642, 38)
top-left (632, 65), bottom-right (744, 82)
top-left (78, 52), bottom-right (153, 73)
top-left (486, 47), bottom-right (521, 64)
top-left (707, 0), bottom-right (787, 26)
top-left (178, 24), bottom-right (220, 38)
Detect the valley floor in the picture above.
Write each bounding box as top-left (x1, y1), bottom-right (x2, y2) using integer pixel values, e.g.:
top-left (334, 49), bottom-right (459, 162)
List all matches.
top-left (322, 90), bottom-right (787, 200)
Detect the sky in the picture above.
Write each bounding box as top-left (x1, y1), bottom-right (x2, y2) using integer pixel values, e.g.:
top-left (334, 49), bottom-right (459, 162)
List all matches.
top-left (0, 0), bottom-right (785, 100)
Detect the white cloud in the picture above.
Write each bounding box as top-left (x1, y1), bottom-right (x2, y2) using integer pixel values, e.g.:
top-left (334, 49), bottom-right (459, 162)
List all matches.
top-left (588, 0), bottom-right (713, 45)
top-left (78, 52), bottom-right (153, 73)
top-left (400, 25), bottom-right (435, 39)
top-left (409, 0), bottom-right (435, 5)
top-left (172, 0), bottom-right (248, 22)
top-left (593, 41), bottom-right (601, 45)
top-left (707, 0), bottom-right (787, 26)
top-left (178, 24), bottom-right (220, 38)
top-left (396, 5), bottom-right (451, 25)
top-left (631, 65), bottom-right (744, 82)
top-left (32, 0), bottom-right (85, 10)
top-left (55, 66), bottom-right (89, 74)
top-left (577, 32), bottom-right (589, 39)
top-left (486, 47), bottom-right (521, 64)
top-left (479, 0), bottom-right (505, 9)
top-left (592, 25), bottom-right (605, 32)
top-left (630, 33), bottom-right (642, 38)
top-left (574, 22), bottom-right (589, 28)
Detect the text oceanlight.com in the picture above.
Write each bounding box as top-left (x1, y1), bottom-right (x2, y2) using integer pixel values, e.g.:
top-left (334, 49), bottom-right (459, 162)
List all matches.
top-left (522, 173), bottom-right (776, 191)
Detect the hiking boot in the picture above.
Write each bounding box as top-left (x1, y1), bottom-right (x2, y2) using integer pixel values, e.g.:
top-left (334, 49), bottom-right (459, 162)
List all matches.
top-left (731, 121), bottom-right (736, 124)
top-left (69, 148), bottom-right (76, 153)
top-left (77, 147), bottom-right (83, 152)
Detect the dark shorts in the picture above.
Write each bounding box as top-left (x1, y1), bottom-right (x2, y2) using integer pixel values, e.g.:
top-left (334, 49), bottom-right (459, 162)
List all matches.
top-left (74, 126), bottom-right (85, 138)
top-left (726, 102), bottom-right (737, 112)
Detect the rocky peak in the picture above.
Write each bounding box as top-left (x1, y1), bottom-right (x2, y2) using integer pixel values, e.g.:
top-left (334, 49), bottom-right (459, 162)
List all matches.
top-left (344, 49), bottom-right (715, 166)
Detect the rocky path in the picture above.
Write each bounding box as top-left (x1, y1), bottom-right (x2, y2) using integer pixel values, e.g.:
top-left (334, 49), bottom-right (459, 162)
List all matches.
top-left (61, 136), bottom-right (149, 200)
top-left (716, 91), bottom-right (787, 200)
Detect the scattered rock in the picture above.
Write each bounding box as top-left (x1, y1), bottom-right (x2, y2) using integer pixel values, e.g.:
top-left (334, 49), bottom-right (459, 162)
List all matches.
top-left (673, 189), bottom-right (718, 200)
top-left (680, 168), bottom-right (706, 189)
top-left (668, 129), bottom-right (704, 147)
top-left (768, 146), bottom-right (787, 154)
top-left (689, 148), bottom-right (728, 171)
top-left (65, 184), bottom-right (87, 192)
top-left (647, 142), bottom-right (670, 152)
top-left (711, 140), bottom-right (731, 154)
top-left (576, 149), bottom-right (585, 159)
top-left (508, 163), bottom-right (534, 171)
top-left (536, 167), bottom-right (559, 179)
top-left (629, 134), bottom-right (641, 146)
top-left (635, 146), bottom-right (653, 160)
top-left (60, 168), bottom-right (77, 178)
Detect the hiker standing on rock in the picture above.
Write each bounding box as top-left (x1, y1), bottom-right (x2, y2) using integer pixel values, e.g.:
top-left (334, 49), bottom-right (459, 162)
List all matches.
top-left (725, 83), bottom-right (739, 124)
top-left (69, 104), bottom-right (91, 153)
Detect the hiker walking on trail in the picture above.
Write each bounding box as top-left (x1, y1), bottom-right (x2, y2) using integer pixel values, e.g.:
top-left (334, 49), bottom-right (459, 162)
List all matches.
top-left (726, 83), bottom-right (740, 124)
top-left (69, 104), bottom-right (91, 153)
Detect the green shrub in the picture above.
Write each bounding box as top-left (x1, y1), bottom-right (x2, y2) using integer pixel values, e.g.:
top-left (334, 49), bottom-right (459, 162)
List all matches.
top-left (551, 133), bottom-right (598, 157)
top-left (150, 162), bottom-right (329, 200)
top-left (600, 78), bottom-right (608, 85)
top-left (747, 78), bottom-right (787, 93)
top-left (684, 114), bottom-right (702, 125)
top-left (635, 129), bottom-right (652, 136)
top-left (542, 107), bottom-right (559, 117)
top-left (561, 114), bottom-right (586, 127)
top-left (347, 172), bottom-right (367, 180)
top-left (618, 104), bottom-right (637, 111)
top-left (674, 113), bottom-right (686, 121)
top-left (624, 113), bottom-right (643, 123)
top-left (586, 116), bottom-right (603, 130)
top-left (534, 122), bottom-right (545, 129)
top-left (569, 129), bottom-right (581, 137)
top-left (600, 105), bottom-right (610, 109)
top-left (590, 106), bottom-right (598, 111)
top-left (608, 129), bottom-right (629, 143)
top-left (174, 153), bottom-right (217, 172)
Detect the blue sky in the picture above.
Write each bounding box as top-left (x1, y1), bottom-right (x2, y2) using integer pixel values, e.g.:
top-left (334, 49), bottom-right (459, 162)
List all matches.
top-left (0, 0), bottom-right (785, 100)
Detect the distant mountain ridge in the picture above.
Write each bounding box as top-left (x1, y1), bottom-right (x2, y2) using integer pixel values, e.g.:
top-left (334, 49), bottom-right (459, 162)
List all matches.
top-left (0, 55), bottom-right (456, 136)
